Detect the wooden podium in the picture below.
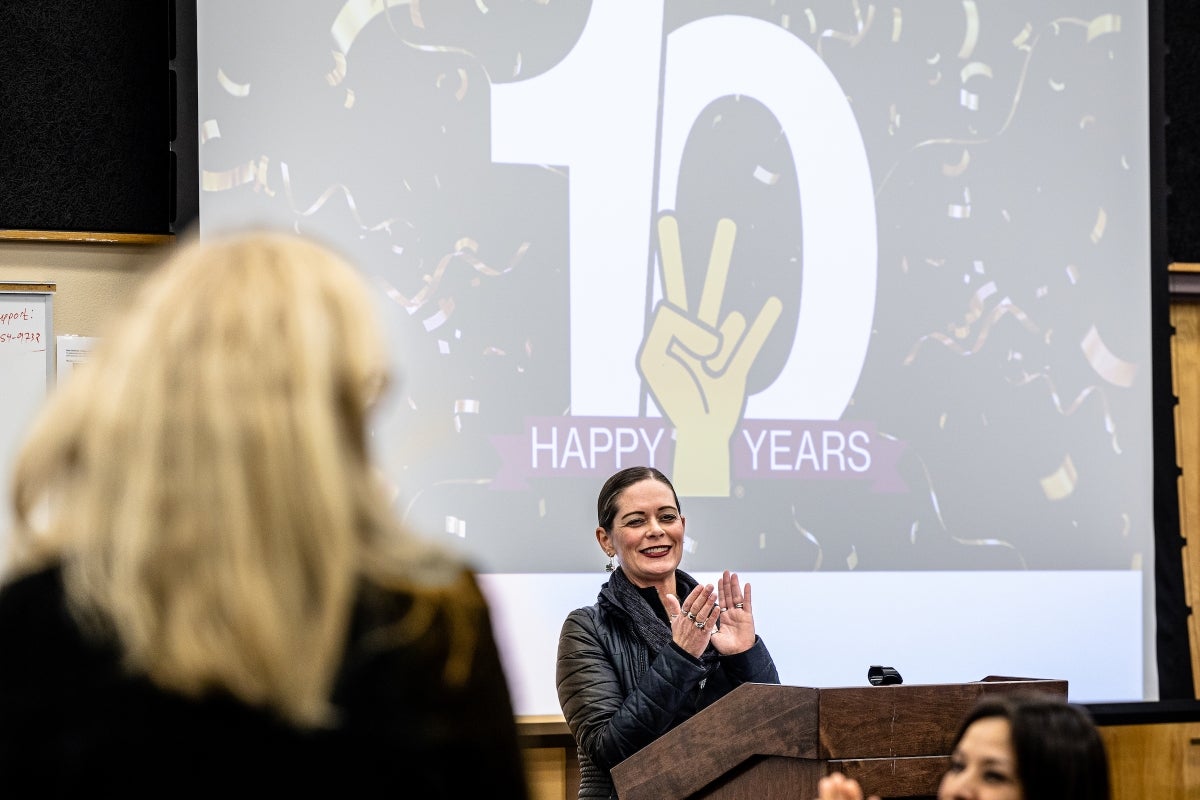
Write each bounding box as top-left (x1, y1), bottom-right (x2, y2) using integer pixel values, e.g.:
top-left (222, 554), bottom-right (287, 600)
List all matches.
top-left (610, 677), bottom-right (1067, 800)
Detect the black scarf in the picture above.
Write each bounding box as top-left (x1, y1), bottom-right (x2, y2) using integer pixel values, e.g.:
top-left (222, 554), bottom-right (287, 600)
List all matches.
top-left (601, 566), bottom-right (720, 671)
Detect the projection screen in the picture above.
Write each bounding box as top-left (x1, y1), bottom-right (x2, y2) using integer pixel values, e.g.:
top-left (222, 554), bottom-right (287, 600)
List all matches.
top-left (197, 0), bottom-right (1158, 714)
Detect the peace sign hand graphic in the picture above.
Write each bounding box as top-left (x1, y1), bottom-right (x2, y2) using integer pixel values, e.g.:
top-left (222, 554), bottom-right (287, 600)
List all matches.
top-left (638, 213), bottom-right (782, 497)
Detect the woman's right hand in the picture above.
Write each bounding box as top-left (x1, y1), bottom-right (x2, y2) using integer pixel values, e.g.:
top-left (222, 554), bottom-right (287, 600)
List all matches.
top-left (815, 772), bottom-right (879, 800)
top-left (664, 584), bottom-right (719, 659)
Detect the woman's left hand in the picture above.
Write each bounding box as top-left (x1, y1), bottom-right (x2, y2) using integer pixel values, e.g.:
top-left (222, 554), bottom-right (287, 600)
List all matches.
top-left (710, 570), bottom-right (756, 656)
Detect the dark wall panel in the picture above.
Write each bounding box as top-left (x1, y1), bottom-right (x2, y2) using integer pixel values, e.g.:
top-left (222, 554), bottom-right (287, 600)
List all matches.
top-left (0, 1), bottom-right (171, 234)
top-left (1166, 0), bottom-right (1200, 263)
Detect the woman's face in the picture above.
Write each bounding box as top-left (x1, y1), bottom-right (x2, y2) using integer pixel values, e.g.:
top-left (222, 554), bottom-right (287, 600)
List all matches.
top-left (596, 478), bottom-right (685, 591)
top-left (938, 717), bottom-right (1023, 800)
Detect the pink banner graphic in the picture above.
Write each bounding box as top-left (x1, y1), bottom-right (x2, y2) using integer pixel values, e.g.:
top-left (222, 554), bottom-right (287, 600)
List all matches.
top-left (490, 417), bottom-right (907, 492)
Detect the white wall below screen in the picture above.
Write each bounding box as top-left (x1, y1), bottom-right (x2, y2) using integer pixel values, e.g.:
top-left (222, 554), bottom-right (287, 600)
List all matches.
top-left (479, 570), bottom-right (1149, 717)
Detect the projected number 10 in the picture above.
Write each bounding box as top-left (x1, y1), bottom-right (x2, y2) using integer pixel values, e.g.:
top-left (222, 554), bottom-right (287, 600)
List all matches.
top-left (491, 3), bottom-right (877, 422)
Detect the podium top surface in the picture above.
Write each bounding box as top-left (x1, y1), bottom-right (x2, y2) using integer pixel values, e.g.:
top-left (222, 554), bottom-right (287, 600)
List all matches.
top-left (611, 678), bottom-right (1067, 800)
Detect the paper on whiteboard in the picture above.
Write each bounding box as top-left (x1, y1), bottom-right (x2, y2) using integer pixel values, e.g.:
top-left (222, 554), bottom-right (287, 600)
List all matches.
top-left (56, 335), bottom-right (99, 384)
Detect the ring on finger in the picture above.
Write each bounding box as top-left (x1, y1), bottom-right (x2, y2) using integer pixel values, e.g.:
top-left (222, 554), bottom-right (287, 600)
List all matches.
top-left (694, 620), bottom-right (705, 629)
top-left (734, 603), bottom-right (745, 609)
top-left (686, 611), bottom-right (696, 620)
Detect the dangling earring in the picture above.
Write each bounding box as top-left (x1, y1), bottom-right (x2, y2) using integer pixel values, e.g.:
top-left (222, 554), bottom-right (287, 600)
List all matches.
top-left (605, 552), bottom-right (616, 572)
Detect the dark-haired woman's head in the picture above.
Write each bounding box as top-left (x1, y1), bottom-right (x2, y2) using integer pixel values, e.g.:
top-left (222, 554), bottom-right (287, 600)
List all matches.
top-left (594, 467), bottom-right (684, 591)
top-left (939, 692), bottom-right (1110, 800)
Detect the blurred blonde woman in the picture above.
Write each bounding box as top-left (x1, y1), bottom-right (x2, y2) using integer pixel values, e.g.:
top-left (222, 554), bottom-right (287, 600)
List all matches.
top-left (0, 231), bottom-right (529, 796)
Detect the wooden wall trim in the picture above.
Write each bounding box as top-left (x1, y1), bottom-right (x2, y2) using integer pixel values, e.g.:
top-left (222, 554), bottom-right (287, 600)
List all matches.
top-left (0, 230), bottom-right (173, 245)
top-left (1170, 300), bottom-right (1200, 698)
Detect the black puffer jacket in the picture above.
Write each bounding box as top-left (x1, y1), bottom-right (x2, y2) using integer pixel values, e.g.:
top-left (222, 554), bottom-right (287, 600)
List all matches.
top-left (556, 569), bottom-right (779, 799)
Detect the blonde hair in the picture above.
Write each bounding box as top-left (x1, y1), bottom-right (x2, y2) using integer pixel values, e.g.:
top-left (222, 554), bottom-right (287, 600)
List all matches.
top-left (8, 230), bottom-right (470, 727)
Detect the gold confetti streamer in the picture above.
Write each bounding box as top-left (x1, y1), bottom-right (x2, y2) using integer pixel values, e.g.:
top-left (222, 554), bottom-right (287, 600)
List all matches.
top-left (818, 2), bottom-right (875, 51)
top-left (1080, 325), bottom-right (1138, 388)
top-left (789, 505), bottom-right (822, 570)
top-left (804, 9), bottom-right (817, 34)
top-left (280, 163), bottom-right (364, 221)
top-left (949, 535), bottom-right (1027, 566)
top-left (1012, 23), bottom-right (1033, 52)
top-left (942, 149), bottom-right (971, 177)
top-left (958, 1), bottom-right (981, 59)
top-left (960, 62), bottom-right (994, 82)
top-left (753, 165), bottom-right (781, 185)
top-left (454, 399), bottom-right (481, 414)
top-left (923, 463), bottom-right (947, 528)
top-left (252, 155), bottom-right (274, 195)
top-left (964, 281), bottom-right (997, 324)
top-left (899, 448), bottom-right (1020, 566)
top-left (1040, 455), bottom-right (1078, 500)
top-left (383, 240), bottom-right (531, 313)
top-left (332, 0), bottom-right (412, 54)
top-left (199, 119), bottom-right (221, 144)
top-left (216, 68), bottom-right (250, 97)
top-left (475, 0), bottom-right (489, 12)
top-left (344, 88), bottom-right (356, 109)
top-left (422, 297), bottom-right (455, 332)
top-left (904, 297), bottom-right (1041, 365)
top-left (1086, 13), bottom-right (1121, 42)
top-left (1048, 78), bottom-right (1066, 92)
top-left (1010, 371), bottom-right (1122, 453)
top-left (891, 8), bottom-right (902, 42)
top-left (201, 158), bottom-right (263, 192)
top-left (1090, 208), bottom-right (1107, 243)
top-left (326, 50), bottom-right (347, 86)
top-left (959, 63), bottom-right (992, 111)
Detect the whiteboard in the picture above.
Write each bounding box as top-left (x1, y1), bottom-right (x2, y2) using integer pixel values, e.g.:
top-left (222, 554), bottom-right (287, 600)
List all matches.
top-left (0, 284), bottom-right (55, 554)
